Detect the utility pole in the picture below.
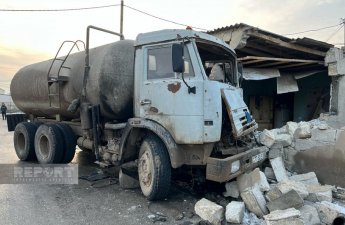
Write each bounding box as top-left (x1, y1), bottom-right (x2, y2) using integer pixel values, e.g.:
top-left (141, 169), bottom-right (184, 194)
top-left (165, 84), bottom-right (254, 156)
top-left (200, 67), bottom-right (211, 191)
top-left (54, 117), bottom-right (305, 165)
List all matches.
top-left (342, 18), bottom-right (345, 47)
top-left (120, 0), bottom-right (124, 36)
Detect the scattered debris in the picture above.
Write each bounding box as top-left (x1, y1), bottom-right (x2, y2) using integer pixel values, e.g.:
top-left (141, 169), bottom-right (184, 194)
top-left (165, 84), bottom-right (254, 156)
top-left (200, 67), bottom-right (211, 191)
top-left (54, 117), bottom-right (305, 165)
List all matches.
top-left (241, 186), bottom-right (268, 217)
top-left (266, 190), bottom-right (304, 212)
top-left (289, 172), bottom-right (319, 185)
top-left (299, 205), bottom-right (321, 225)
top-left (270, 157), bottom-right (289, 182)
top-left (316, 201), bottom-right (345, 224)
top-left (223, 181), bottom-right (240, 198)
top-left (225, 201), bottom-right (245, 224)
top-left (263, 208), bottom-right (303, 225)
top-left (194, 198), bottom-right (224, 225)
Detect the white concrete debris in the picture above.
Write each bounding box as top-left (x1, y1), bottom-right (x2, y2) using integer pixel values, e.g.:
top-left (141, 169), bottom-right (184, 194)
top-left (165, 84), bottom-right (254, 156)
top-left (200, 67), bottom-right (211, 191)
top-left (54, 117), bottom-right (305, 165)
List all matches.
top-left (275, 134), bottom-right (292, 147)
top-left (299, 205), bottom-right (321, 225)
top-left (264, 208), bottom-right (303, 225)
top-left (241, 186), bottom-right (268, 217)
top-left (316, 201), bottom-right (345, 224)
top-left (286, 122), bottom-right (298, 136)
top-left (294, 122), bottom-right (311, 139)
top-left (270, 157), bottom-right (289, 182)
top-left (223, 181), bottom-right (240, 198)
top-left (277, 180), bottom-right (309, 199)
top-left (225, 201), bottom-right (245, 224)
top-left (306, 184), bottom-right (333, 202)
top-left (194, 198), bottom-right (224, 225)
top-left (265, 186), bottom-right (283, 202)
top-left (238, 168), bottom-right (270, 193)
top-left (259, 129), bottom-right (276, 148)
top-left (289, 172), bottom-right (319, 185)
top-left (266, 190), bottom-right (304, 212)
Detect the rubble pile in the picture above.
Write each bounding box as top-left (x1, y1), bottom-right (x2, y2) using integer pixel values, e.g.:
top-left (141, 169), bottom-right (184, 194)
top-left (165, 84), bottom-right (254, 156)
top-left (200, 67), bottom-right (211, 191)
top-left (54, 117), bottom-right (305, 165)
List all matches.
top-left (194, 120), bottom-right (345, 225)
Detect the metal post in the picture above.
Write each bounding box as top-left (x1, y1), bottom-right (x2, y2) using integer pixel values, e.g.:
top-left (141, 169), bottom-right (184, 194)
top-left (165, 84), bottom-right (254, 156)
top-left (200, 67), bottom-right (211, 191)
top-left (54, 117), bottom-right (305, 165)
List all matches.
top-left (120, 0), bottom-right (124, 36)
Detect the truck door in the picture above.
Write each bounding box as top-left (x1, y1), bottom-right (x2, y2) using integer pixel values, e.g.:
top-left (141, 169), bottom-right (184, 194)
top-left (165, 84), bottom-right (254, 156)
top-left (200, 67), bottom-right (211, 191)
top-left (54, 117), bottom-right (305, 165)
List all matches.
top-left (136, 43), bottom-right (204, 144)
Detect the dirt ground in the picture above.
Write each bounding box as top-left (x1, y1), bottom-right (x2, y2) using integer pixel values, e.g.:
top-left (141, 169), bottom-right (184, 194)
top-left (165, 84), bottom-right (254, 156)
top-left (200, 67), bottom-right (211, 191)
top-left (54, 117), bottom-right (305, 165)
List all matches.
top-left (0, 119), bottom-right (201, 225)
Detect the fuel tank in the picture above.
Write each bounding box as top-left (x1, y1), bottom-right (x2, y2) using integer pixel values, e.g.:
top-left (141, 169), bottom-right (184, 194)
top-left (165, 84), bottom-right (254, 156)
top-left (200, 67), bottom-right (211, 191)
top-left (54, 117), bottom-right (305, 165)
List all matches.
top-left (10, 40), bottom-right (135, 121)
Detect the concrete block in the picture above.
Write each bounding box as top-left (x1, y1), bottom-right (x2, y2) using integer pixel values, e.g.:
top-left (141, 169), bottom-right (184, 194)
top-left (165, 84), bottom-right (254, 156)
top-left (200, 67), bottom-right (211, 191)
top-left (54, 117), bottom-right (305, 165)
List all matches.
top-left (299, 205), bottom-right (321, 225)
top-left (264, 208), bottom-right (303, 225)
top-left (275, 134), bottom-right (293, 147)
top-left (278, 180), bottom-right (309, 199)
top-left (242, 211), bottom-right (265, 225)
top-left (318, 123), bottom-right (329, 130)
top-left (225, 201), bottom-right (245, 224)
top-left (260, 129), bottom-right (276, 148)
top-left (294, 138), bottom-right (326, 151)
top-left (316, 201), bottom-right (345, 225)
top-left (310, 128), bottom-right (337, 143)
top-left (268, 143), bottom-right (283, 159)
top-left (294, 122), bottom-right (311, 139)
top-left (265, 186), bottom-right (283, 202)
top-left (287, 122), bottom-right (298, 136)
top-left (241, 186), bottom-right (268, 217)
top-left (223, 181), bottom-right (240, 198)
top-left (264, 167), bottom-right (276, 181)
top-left (266, 190), bottom-right (304, 212)
top-left (194, 198), bottom-right (224, 225)
top-left (289, 172), bottom-right (319, 185)
top-left (270, 157), bottom-right (289, 182)
top-left (119, 169), bottom-right (140, 189)
top-left (237, 168), bottom-right (270, 193)
top-left (306, 184), bottom-right (333, 202)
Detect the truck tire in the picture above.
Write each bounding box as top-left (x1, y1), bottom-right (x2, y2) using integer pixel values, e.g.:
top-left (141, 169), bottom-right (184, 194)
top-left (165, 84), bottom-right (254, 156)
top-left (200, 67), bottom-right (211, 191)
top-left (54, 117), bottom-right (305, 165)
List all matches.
top-left (55, 124), bottom-right (77, 163)
top-left (34, 124), bottom-right (64, 164)
top-left (138, 135), bottom-right (171, 200)
top-left (13, 122), bottom-right (38, 161)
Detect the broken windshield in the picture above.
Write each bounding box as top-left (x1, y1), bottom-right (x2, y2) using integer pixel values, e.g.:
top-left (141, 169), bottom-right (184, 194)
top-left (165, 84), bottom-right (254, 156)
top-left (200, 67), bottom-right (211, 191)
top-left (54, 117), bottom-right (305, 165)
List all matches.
top-left (196, 40), bottom-right (238, 86)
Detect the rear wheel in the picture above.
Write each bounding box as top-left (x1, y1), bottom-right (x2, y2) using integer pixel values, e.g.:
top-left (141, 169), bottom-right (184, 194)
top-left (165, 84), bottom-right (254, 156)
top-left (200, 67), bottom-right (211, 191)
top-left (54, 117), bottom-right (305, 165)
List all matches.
top-left (34, 124), bottom-right (64, 163)
top-left (55, 124), bottom-right (77, 163)
top-left (13, 122), bottom-right (38, 161)
top-left (138, 135), bottom-right (171, 200)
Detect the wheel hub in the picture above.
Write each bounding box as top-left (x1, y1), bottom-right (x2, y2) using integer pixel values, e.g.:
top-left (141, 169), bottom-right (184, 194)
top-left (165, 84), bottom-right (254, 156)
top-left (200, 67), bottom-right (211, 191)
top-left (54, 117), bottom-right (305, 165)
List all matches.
top-left (139, 151), bottom-right (152, 187)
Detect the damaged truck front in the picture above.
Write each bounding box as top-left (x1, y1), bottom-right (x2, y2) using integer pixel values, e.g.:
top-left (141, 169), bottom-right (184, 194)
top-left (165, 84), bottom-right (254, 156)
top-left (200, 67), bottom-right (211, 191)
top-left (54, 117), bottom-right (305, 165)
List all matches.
top-left (9, 26), bottom-right (268, 200)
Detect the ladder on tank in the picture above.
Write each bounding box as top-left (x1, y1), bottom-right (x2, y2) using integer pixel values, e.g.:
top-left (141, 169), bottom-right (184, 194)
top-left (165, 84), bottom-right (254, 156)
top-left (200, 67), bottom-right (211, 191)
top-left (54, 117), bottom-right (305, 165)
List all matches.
top-left (47, 40), bottom-right (85, 108)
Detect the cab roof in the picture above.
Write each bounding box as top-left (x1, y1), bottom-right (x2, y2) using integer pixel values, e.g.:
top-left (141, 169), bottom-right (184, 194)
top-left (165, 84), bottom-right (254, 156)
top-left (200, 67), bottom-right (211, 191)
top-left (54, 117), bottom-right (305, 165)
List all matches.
top-left (135, 29), bottom-right (234, 53)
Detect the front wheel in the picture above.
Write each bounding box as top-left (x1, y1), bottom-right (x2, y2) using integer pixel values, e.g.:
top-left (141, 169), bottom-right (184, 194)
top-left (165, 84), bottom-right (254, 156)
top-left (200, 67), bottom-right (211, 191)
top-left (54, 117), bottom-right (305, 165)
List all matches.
top-left (138, 135), bottom-right (171, 200)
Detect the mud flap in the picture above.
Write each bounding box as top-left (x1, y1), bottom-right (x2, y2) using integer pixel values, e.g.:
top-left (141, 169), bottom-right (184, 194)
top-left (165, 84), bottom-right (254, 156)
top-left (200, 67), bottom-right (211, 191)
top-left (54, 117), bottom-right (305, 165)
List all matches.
top-left (6, 113), bottom-right (26, 132)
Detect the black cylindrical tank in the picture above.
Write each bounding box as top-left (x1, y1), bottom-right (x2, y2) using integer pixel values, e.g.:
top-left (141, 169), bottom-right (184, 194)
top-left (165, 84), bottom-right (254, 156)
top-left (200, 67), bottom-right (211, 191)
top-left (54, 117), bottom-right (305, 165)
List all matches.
top-left (10, 40), bottom-right (135, 121)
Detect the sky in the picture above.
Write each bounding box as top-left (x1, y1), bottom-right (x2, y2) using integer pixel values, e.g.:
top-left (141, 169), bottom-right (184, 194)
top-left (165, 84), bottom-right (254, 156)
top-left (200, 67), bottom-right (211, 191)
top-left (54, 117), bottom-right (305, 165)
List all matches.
top-left (0, 0), bottom-right (344, 93)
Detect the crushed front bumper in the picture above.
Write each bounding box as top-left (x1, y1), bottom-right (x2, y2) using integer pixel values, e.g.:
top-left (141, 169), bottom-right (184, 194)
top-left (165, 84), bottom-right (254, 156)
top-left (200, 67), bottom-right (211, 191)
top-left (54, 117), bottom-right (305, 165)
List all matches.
top-left (206, 146), bottom-right (269, 183)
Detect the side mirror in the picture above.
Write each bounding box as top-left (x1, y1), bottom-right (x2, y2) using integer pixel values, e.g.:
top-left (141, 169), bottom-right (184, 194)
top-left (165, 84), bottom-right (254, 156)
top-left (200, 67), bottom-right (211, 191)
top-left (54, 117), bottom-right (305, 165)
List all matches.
top-left (172, 43), bottom-right (184, 73)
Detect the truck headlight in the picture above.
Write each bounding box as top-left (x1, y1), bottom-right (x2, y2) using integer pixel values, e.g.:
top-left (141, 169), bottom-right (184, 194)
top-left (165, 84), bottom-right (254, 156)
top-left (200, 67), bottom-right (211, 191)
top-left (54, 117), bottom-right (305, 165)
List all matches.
top-left (231, 160), bottom-right (240, 173)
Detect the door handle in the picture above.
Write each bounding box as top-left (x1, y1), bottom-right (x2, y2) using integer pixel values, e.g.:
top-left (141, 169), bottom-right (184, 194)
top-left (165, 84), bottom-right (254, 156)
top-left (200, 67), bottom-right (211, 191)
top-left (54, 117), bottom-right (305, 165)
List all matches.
top-left (140, 99), bottom-right (152, 105)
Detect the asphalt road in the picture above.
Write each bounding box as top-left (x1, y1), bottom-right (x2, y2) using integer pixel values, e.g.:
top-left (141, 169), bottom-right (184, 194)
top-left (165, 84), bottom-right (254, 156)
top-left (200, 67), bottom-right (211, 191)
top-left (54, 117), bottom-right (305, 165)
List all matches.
top-left (0, 119), bottom-right (201, 225)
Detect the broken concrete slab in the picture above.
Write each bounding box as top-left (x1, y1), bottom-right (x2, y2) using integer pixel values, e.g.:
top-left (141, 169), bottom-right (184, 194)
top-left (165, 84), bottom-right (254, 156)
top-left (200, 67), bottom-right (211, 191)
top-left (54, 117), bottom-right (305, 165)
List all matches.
top-left (260, 129), bottom-right (276, 148)
top-left (241, 186), bottom-right (268, 217)
top-left (264, 208), bottom-right (303, 225)
top-left (119, 169), bottom-right (140, 189)
top-left (294, 122), bottom-right (311, 139)
top-left (275, 134), bottom-right (293, 147)
top-left (194, 198), bottom-right (224, 225)
top-left (333, 187), bottom-right (345, 201)
top-left (299, 205), bottom-right (321, 225)
top-left (310, 128), bottom-right (337, 143)
top-left (237, 168), bottom-right (270, 193)
top-left (289, 172), bottom-right (319, 185)
top-left (270, 157), bottom-right (289, 182)
top-left (225, 201), bottom-right (245, 224)
top-left (287, 122), bottom-right (298, 136)
top-left (223, 181), bottom-right (240, 198)
top-left (266, 190), bottom-right (304, 212)
top-left (277, 180), bottom-right (309, 199)
top-left (316, 201), bottom-right (345, 225)
top-left (265, 186), bottom-right (283, 202)
top-left (268, 143), bottom-right (284, 159)
top-left (264, 167), bottom-right (276, 181)
top-left (242, 210), bottom-right (265, 225)
top-left (306, 184), bottom-right (333, 202)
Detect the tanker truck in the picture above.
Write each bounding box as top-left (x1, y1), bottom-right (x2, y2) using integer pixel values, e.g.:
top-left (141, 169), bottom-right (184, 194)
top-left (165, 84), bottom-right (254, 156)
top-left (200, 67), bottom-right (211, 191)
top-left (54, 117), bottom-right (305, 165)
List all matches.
top-left (8, 25), bottom-right (268, 200)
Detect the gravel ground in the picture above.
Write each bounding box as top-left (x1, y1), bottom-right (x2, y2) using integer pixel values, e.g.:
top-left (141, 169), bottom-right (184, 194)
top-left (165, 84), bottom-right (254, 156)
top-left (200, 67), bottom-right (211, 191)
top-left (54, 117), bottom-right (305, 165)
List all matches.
top-left (0, 119), bottom-right (200, 225)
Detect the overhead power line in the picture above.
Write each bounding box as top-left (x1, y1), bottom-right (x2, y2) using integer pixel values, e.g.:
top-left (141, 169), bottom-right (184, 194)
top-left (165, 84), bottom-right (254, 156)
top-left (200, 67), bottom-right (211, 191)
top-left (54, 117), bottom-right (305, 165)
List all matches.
top-left (0, 4), bottom-right (120, 12)
top-left (325, 24), bottom-right (344, 42)
top-left (283, 23), bottom-right (342, 36)
top-left (124, 5), bottom-right (208, 31)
